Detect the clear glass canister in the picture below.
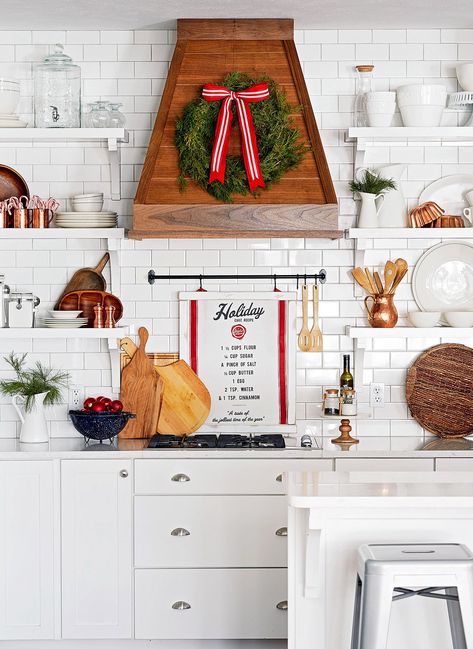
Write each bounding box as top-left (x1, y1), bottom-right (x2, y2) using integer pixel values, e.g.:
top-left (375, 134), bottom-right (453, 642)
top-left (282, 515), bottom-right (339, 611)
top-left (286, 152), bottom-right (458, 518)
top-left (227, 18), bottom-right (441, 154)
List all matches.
top-left (354, 64), bottom-right (374, 127)
top-left (324, 389), bottom-right (340, 416)
top-left (34, 44), bottom-right (81, 128)
top-left (340, 389), bottom-right (357, 416)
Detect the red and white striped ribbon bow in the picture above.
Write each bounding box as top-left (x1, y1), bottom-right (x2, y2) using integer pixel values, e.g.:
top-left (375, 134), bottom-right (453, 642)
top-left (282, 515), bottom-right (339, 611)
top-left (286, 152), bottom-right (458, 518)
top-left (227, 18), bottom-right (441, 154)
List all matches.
top-left (202, 83), bottom-right (269, 192)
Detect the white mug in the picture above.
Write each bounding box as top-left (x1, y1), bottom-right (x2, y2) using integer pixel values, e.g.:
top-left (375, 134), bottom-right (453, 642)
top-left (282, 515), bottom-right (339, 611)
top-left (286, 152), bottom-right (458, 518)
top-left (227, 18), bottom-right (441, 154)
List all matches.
top-left (463, 207), bottom-right (473, 226)
top-left (465, 189), bottom-right (473, 207)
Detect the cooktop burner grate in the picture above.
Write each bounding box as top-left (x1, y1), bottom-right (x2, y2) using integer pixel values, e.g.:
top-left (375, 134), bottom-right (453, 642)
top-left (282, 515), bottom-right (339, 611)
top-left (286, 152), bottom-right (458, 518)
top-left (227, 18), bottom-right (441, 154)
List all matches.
top-left (147, 433), bottom-right (285, 449)
top-left (147, 434), bottom-right (218, 449)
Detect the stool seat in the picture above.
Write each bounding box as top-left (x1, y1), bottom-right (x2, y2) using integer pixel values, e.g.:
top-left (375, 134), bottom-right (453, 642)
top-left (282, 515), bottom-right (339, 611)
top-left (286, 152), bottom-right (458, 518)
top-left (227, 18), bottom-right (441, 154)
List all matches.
top-left (351, 543), bottom-right (473, 649)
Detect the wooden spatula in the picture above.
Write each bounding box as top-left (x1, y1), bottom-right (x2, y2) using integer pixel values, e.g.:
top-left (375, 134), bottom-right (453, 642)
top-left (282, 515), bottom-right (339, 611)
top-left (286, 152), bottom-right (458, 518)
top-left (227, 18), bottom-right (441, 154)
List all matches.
top-left (119, 327), bottom-right (163, 439)
top-left (383, 260), bottom-right (398, 295)
top-left (308, 284), bottom-right (323, 352)
top-left (352, 267), bottom-right (374, 295)
top-left (373, 271), bottom-right (384, 294)
top-left (365, 268), bottom-right (378, 295)
top-left (298, 285), bottom-right (311, 352)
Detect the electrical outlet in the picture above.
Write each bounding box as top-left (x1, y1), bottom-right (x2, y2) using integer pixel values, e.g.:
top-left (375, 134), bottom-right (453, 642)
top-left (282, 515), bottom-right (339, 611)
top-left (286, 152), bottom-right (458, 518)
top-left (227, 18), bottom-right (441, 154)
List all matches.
top-left (69, 385), bottom-right (83, 410)
top-left (370, 382), bottom-right (385, 408)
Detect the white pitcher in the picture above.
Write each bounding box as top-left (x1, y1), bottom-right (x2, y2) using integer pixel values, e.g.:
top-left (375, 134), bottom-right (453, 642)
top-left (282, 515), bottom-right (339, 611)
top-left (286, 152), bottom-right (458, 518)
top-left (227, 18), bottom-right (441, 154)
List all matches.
top-left (376, 163), bottom-right (408, 227)
top-left (12, 391), bottom-right (49, 444)
top-left (357, 192), bottom-right (384, 228)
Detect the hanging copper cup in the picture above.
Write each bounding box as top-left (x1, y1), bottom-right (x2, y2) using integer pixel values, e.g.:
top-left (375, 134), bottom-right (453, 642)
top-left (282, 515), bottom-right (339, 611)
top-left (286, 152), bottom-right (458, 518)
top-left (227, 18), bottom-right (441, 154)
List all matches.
top-left (31, 208), bottom-right (53, 228)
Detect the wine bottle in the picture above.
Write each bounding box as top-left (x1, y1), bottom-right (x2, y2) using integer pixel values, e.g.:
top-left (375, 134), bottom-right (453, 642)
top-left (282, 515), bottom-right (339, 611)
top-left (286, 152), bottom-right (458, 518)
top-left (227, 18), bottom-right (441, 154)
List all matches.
top-left (340, 354), bottom-right (354, 390)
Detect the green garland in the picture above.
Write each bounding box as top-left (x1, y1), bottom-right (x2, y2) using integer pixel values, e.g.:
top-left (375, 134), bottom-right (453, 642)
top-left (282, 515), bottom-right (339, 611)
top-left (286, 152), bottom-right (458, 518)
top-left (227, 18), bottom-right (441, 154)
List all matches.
top-left (175, 71), bottom-right (305, 203)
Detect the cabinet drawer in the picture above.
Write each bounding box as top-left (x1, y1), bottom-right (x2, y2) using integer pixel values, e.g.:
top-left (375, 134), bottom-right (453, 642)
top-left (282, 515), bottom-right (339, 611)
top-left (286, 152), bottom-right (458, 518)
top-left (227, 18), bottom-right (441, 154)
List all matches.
top-left (134, 458), bottom-right (331, 495)
top-left (135, 568), bottom-right (287, 639)
top-left (135, 495), bottom-right (287, 568)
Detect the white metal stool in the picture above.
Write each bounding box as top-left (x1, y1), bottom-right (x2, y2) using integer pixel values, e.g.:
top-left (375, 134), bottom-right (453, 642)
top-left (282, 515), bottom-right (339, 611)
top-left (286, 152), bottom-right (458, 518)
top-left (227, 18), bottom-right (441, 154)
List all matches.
top-left (351, 543), bottom-right (473, 649)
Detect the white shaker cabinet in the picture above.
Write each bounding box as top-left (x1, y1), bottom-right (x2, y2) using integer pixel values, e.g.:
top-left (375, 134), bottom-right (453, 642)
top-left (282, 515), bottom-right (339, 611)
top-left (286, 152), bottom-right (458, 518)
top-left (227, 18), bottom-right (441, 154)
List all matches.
top-left (0, 460), bottom-right (55, 640)
top-left (61, 459), bottom-right (133, 639)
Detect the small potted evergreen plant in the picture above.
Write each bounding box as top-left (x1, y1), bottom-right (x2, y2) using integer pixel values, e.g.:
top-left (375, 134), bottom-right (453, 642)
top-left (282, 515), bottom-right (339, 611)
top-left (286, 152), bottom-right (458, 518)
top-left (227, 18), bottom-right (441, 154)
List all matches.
top-left (0, 352), bottom-right (69, 443)
top-left (349, 168), bottom-right (397, 228)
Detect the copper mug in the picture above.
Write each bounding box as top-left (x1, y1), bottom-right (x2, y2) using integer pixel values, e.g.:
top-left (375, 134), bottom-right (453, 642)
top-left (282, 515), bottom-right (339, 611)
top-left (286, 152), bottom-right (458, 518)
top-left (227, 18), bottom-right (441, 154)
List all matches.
top-left (13, 207), bottom-right (29, 228)
top-left (364, 294), bottom-right (398, 328)
top-left (0, 204), bottom-right (9, 228)
top-left (31, 208), bottom-right (53, 228)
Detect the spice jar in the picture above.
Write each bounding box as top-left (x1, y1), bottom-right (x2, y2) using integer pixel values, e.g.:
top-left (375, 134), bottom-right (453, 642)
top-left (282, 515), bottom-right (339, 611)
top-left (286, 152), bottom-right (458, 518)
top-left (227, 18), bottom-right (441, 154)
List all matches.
top-left (323, 389), bottom-right (340, 416)
top-left (340, 389), bottom-right (357, 416)
top-left (34, 44), bottom-right (81, 128)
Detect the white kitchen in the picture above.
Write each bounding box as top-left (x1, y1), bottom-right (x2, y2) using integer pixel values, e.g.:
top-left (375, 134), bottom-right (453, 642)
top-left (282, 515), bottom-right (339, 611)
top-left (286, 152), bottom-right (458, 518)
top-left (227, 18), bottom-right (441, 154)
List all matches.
top-left (1, 2), bottom-right (473, 649)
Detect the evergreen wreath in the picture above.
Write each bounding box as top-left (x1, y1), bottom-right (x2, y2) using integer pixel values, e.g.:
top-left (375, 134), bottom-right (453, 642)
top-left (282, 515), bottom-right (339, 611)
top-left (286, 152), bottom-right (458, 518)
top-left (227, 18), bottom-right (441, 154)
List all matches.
top-left (175, 71), bottom-right (305, 203)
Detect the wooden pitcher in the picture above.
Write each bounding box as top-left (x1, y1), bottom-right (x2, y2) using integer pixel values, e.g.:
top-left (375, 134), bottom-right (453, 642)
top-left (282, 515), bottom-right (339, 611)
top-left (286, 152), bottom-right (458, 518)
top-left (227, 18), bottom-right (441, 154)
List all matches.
top-left (364, 294), bottom-right (398, 328)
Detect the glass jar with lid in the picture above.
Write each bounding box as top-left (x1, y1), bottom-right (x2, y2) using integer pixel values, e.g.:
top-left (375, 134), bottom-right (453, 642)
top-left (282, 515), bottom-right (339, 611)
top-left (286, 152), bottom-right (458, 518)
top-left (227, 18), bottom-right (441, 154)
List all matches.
top-left (34, 44), bottom-right (81, 128)
top-left (88, 101), bottom-right (111, 128)
top-left (340, 389), bottom-right (357, 416)
top-left (354, 64), bottom-right (374, 127)
top-left (323, 389), bottom-right (340, 416)
top-left (108, 103), bottom-right (126, 128)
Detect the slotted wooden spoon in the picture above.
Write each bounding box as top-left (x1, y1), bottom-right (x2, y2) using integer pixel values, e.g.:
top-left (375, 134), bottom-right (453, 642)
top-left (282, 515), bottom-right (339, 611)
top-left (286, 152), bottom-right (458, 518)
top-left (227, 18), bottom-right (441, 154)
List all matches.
top-left (383, 260), bottom-right (398, 294)
top-left (308, 284), bottom-right (323, 352)
top-left (298, 285), bottom-right (311, 352)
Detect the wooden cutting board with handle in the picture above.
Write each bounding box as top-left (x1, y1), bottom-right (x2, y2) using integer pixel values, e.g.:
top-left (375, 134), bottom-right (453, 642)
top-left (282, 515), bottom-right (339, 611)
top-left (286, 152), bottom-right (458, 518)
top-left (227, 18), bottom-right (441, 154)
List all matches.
top-left (54, 253), bottom-right (110, 308)
top-left (119, 327), bottom-right (164, 439)
top-left (120, 337), bottom-right (211, 436)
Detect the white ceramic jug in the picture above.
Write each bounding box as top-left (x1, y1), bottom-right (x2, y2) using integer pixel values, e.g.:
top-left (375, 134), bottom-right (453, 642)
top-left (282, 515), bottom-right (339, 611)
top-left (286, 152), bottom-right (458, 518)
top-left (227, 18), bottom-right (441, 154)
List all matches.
top-left (358, 192), bottom-right (384, 228)
top-left (376, 164), bottom-right (408, 227)
top-left (12, 391), bottom-right (49, 443)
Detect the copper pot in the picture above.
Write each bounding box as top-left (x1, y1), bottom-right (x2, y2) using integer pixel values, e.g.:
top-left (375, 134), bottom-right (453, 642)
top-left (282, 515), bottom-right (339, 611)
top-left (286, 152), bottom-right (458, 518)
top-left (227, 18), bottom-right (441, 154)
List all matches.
top-left (364, 294), bottom-right (398, 328)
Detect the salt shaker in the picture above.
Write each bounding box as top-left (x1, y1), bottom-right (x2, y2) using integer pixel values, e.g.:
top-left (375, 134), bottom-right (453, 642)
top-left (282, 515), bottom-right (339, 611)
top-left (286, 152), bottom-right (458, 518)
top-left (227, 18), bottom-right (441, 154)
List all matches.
top-left (104, 305), bottom-right (116, 328)
top-left (93, 303), bottom-right (104, 328)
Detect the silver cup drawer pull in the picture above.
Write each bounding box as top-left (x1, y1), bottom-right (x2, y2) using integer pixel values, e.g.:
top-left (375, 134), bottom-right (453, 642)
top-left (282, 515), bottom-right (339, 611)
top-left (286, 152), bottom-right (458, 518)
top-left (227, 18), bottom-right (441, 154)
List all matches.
top-left (171, 527), bottom-right (190, 537)
top-left (172, 601), bottom-right (191, 610)
top-left (171, 473), bottom-right (190, 482)
top-left (276, 601), bottom-right (288, 611)
top-left (119, 469), bottom-right (128, 478)
top-left (275, 527), bottom-right (288, 537)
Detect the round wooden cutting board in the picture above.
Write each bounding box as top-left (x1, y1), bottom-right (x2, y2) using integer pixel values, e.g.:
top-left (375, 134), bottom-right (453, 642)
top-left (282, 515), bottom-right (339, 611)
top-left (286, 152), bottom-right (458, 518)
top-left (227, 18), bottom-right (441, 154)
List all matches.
top-left (406, 343), bottom-right (473, 438)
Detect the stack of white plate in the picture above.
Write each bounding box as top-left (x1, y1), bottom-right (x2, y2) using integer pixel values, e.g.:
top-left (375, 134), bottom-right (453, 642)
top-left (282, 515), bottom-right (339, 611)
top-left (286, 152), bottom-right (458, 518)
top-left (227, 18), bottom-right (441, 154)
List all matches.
top-left (41, 316), bottom-right (88, 329)
top-left (0, 113), bottom-right (27, 128)
top-left (55, 211), bottom-right (118, 228)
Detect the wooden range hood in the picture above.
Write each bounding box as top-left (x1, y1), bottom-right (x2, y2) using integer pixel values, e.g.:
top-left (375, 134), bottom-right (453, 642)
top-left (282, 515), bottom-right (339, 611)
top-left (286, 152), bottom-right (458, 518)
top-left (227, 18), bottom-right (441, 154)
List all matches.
top-left (131, 19), bottom-right (341, 239)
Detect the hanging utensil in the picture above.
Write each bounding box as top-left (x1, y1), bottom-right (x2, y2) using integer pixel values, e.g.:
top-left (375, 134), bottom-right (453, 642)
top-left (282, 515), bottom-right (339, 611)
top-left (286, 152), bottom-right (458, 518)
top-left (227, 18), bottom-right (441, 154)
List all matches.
top-left (351, 267), bottom-right (374, 295)
top-left (373, 271), bottom-right (384, 294)
top-left (298, 284), bottom-right (311, 352)
top-left (308, 284), bottom-right (323, 352)
top-left (383, 260), bottom-right (398, 294)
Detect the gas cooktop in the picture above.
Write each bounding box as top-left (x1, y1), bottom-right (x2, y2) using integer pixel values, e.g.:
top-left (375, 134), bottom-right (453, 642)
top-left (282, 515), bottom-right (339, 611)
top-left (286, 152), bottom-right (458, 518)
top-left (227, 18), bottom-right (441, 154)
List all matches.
top-left (147, 433), bottom-right (286, 449)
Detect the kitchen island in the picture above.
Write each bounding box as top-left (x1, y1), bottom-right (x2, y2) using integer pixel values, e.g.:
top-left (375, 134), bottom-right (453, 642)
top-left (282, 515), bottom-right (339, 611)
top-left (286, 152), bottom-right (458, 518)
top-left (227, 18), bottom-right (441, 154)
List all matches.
top-left (288, 470), bottom-right (473, 649)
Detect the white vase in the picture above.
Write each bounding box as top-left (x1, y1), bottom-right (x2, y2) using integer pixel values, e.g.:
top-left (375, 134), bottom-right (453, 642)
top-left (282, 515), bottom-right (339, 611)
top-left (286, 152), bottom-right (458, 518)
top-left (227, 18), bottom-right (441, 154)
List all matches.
top-left (357, 192), bottom-right (384, 228)
top-left (12, 391), bottom-right (49, 444)
top-left (376, 164), bottom-right (408, 227)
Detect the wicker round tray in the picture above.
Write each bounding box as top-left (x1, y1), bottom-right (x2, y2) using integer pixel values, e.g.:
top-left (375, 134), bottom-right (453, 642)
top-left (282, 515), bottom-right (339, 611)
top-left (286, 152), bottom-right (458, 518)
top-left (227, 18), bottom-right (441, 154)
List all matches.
top-left (406, 343), bottom-right (473, 438)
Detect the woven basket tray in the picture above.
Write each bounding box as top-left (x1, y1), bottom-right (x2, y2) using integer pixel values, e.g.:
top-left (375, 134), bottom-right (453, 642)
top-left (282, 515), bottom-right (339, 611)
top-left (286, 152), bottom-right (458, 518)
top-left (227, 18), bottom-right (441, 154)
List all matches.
top-left (406, 343), bottom-right (473, 438)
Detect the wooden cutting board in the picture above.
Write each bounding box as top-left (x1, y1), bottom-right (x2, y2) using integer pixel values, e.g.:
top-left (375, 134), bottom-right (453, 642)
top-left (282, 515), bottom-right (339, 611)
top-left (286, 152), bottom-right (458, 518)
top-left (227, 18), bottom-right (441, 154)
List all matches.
top-left (120, 337), bottom-right (211, 436)
top-left (58, 290), bottom-right (123, 327)
top-left (54, 253), bottom-right (110, 308)
top-left (406, 343), bottom-right (473, 438)
top-left (119, 327), bottom-right (164, 439)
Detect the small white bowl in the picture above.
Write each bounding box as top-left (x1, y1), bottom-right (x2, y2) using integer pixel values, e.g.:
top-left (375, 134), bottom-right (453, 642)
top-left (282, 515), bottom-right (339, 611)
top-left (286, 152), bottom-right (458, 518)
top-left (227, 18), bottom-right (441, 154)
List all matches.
top-left (396, 84), bottom-right (447, 107)
top-left (48, 310), bottom-right (83, 319)
top-left (400, 105), bottom-right (443, 127)
top-left (366, 100), bottom-right (396, 112)
top-left (367, 112), bottom-right (395, 127)
top-left (72, 200), bottom-right (104, 212)
top-left (366, 91), bottom-right (396, 103)
top-left (444, 311), bottom-right (473, 328)
top-left (457, 63), bottom-right (473, 91)
top-left (72, 193), bottom-right (103, 200)
top-left (408, 311), bottom-right (441, 327)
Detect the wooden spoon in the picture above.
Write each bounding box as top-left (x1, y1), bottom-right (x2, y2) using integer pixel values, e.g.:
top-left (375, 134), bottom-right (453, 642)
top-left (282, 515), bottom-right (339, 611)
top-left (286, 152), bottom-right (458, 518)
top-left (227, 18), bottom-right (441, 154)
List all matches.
top-left (351, 267), bottom-right (374, 295)
top-left (373, 271), bottom-right (384, 294)
top-left (389, 266), bottom-right (408, 295)
top-left (298, 285), bottom-right (311, 352)
top-left (364, 268), bottom-right (378, 295)
top-left (308, 284), bottom-right (323, 352)
top-left (383, 261), bottom-right (398, 294)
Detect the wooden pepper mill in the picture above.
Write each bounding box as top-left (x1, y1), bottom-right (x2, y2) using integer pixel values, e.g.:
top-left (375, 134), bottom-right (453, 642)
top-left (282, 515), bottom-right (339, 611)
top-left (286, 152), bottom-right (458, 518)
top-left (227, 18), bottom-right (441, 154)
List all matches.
top-left (331, 418), bottom-right (359, 445)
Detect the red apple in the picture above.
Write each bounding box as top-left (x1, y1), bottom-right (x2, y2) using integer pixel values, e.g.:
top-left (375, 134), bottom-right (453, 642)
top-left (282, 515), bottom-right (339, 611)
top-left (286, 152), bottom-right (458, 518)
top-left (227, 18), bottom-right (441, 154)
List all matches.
top-left (95, 396), bottom-right (106, 402)
top-left (101, 397), bottom-right (112, 409)
top-left (83, 397), bottom-right (96, 410)
top-left (110, 400), bottom-right (123, 413)
top-left (91, 402), bottom-right (106, 412)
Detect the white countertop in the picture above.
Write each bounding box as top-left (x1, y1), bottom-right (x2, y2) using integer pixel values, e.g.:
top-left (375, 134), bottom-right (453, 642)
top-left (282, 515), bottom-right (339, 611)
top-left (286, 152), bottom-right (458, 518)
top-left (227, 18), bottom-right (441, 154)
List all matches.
top-left (0, 435), bottom-right (473, 459)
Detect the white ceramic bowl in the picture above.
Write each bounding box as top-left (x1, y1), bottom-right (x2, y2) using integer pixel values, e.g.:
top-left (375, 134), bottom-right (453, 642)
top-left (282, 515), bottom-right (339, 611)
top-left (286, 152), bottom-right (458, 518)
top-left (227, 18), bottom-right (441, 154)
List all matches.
top-left (400, 105), bottom-right (444, 127)
top-left (408, 311), bottom-right (441, 327)
top-left (0, 86), bottom-right (20, 114)
top-left (444, 311), bottom-right (473, 328)
top-left (396, 84), bottom-right (447, 107)
top-left (366, 91), bottom-right (396, 103)
top-left (366, 100), bottom-right (396, 112)
top-left (72, 193), bottom-right (104, 200)
top-left (457, 63), bottom-right (473, 91)
top-left (48, 310), bottom-right (83, 319)
top-left (72, 200), bottom-right (104, 212)
top-left (367, 112), bottom-right (395, 127)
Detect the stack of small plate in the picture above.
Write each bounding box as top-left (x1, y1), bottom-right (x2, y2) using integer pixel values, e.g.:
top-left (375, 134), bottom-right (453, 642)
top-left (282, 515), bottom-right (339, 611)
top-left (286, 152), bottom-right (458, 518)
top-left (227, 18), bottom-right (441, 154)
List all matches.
top-left (55, 212), bottom-right (118, 228)
top-left (41, 310), bottom-right (88, 328)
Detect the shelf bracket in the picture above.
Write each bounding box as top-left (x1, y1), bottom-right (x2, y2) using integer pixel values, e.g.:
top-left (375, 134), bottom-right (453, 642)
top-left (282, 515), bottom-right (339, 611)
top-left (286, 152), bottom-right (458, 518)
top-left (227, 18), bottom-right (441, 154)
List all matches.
top-left (353, 237), bottom-right (370, 296)
top-left (108, 137), bottom-right (122, 201)
top-left (107, 336), bottom-right (121, 393)
top-left (107, 238), bottom-right (121, 297)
